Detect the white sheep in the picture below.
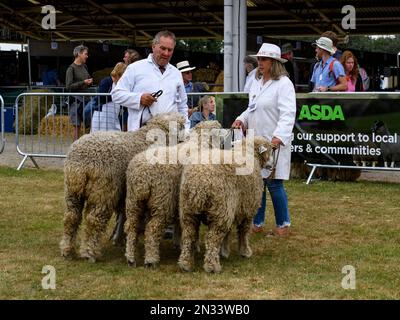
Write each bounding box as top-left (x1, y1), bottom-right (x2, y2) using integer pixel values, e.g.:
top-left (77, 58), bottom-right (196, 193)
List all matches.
top-left (60, 112), bottom-right (185, 262)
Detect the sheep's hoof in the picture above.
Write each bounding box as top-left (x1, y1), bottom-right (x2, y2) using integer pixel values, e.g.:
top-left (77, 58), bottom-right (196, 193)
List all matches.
top-left (178, 261), bottom-right (192, 272)
top-left (240, 247), bottom-right (253, 258)
top-left (127, 260), bottom-right (136, 268)
top-left (80, 251), bottom-right (97, 263)
top-left (219, 248), bottom-right (230, 259)
top-left (144, 262), bottom-right (158, 269)
top-left (84, 256), bottom-right (97, 263)
top-left (61, 252), bottom-right (75, 260)
top-left (204, 262), bottom-right (222, 273)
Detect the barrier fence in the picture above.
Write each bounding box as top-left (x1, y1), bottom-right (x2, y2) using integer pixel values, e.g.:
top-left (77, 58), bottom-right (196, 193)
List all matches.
top-left (4, 90), bottom-right (400, 180)
top-left (14, 92), bottom-right (114, 170)
top-left (0, 95), bottom-right (5, 154)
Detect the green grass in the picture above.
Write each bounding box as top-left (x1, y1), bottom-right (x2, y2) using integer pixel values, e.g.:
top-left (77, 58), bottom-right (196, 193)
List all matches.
top-left (0, 166), bottom-right (399, 299)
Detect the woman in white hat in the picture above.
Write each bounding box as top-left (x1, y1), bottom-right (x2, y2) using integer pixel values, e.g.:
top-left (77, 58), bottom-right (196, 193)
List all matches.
top-left (232, 43), bottom-right (296, 236)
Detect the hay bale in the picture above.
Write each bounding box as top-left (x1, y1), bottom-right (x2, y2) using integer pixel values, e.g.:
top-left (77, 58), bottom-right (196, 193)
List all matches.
top-left (193, 68), bottom-right (219, 83)
top-left (15, 89), bottom-right (53, 134)
top-left (39, 115), bottom-right (86, 138)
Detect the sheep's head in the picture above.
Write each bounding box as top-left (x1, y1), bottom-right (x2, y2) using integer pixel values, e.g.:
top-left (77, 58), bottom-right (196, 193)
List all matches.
top-left (253, 136), bottom-right (274, 169)
top-left (190, 120), bottom-right (224, 148)
top-left (146, 112), bottom-right (186, 143)
top-left (371, 120), bottom-right (385, 135)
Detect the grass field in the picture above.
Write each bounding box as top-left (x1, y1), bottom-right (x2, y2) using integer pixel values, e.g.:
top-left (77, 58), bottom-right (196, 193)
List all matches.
top-left (0, 166), bottom-right (399, 299)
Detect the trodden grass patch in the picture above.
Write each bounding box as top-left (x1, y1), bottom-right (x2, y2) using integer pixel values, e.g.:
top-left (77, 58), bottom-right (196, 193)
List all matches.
top-left (0, 166), bottom-right (399, 299)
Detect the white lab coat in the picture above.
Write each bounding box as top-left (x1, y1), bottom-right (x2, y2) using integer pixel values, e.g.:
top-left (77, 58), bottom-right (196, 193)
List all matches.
top-left (237, 75), bottom-right (296, 180)
top-left (111, 54), bottom-right (189, 131)
top-left (243, 68), bottom-right (257, 93)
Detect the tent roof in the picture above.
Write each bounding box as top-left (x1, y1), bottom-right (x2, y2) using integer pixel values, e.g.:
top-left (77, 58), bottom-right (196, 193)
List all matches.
top-left (1, 0), bottom-right (400, 45)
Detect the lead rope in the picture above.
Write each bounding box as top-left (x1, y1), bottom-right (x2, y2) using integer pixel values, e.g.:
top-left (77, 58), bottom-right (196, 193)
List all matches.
top-left (269, 145), bottom-right (280, 180)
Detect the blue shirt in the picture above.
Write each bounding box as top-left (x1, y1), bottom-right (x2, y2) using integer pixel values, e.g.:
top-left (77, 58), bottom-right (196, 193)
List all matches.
top-left (42, 69), bottom-right (59, 86)
top-left (185, 81), bottom-right (193, 93)
top-left (311, 56), bottom-right (345, 89)
top-left (189, 111), bottom-right (216, 128)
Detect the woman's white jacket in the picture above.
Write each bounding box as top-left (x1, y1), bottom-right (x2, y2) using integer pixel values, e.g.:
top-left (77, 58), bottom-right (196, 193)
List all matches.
top-left (237, 75), bottom-right (296, 180)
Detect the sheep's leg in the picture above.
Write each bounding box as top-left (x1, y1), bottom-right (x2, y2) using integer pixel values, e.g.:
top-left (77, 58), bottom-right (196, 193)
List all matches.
top-left (143, 212), bottom-right (166, 268)
top-left (203, 221), bottom-right (231, 273)
top-left (124, 205), bottom-right (142, 268)
top-left (178, 215), bottom-right (200, 272)
top-left (80, 202), bottom-right (112, 263)
top-left (172, 219), bottom-right (182, 250)
top-left (237, 218), bottom-right (253, 258)
top-left (60, 194), bottom-right (84, 259)
top-left (220, 231), bottom-right (231, 258)
top-left (111, 210), bottom-right (126, 246)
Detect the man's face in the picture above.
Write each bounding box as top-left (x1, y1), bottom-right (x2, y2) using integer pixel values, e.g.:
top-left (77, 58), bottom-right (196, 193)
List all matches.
top-left (152, 36), bottom-right (175, 66)
top-left (315, 47), bottom-right (323, 59)
top-left (79, 50), bottom-right (89, 63)
top-left (181, 70), bottom-right (192, 84)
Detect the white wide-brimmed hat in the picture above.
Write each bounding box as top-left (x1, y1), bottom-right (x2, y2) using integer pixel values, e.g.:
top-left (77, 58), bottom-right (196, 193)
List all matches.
top-left (176, 60), bottom-right (196, 73)
top-left (312, 37), bottom-right (335, 55)
top-left (251, 43), bottom-right (287, 63)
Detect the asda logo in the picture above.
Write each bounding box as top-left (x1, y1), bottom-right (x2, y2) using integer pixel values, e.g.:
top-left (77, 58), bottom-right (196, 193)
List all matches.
top-left (298, 104), bottom-right (345, 121)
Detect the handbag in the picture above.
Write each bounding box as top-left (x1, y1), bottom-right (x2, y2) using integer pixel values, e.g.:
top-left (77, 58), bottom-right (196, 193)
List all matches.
top-left (91, 101), bottom-right (121, 132)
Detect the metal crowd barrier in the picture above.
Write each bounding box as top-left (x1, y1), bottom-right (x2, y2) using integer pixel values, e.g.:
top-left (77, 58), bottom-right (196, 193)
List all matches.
top-left (0, 95), bottom-right (5, 154)
top-left (14, 92), bottom-right (116, 170)
top-left (12, 91), bottom-right (238, 170)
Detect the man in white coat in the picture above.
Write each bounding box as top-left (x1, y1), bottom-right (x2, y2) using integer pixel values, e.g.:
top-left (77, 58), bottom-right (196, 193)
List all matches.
top-left (232, 43), bottom-right (296, 236)
top-left (111, 30), bottom-right (189, 131)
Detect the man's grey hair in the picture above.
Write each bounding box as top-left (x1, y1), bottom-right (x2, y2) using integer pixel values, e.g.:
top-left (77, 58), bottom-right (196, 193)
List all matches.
top-left (73, 45), bottom-right (88, 58)
top-left (152, 30), bottom-right (176, 46)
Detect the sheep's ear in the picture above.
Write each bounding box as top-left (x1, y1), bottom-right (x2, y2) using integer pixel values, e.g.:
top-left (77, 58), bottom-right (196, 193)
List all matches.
top-left (258, 145), bottom-right (269, 154)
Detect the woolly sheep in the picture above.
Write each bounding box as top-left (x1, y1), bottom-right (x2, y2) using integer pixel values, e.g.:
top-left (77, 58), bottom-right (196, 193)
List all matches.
top-left (178, 136), bottom-right (273, 273)
top-left (124, 120), bottom-right (224, 268)
top-left (60, 112), bottom-right (186, 262)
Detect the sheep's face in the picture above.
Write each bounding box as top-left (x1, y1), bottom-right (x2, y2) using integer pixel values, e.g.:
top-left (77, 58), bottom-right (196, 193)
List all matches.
top-left (371, 120), bottom-right (385, 135)
top-left (253, 136), bottom-right (274, 169)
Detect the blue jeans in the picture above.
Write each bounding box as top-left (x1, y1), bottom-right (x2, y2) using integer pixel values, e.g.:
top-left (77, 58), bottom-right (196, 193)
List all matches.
top-left (83, 97), bottom-right (100, 127)
top-left (253, 179), bottom-right (291, 228)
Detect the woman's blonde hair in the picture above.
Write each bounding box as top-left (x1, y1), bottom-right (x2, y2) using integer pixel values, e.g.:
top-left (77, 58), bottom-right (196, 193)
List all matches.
top-left (255, 59), bottom-right (288, 80)
top-left (110, 62), bottom-right (127, 79)
top-left (198, 95), bottom-right (214, 111)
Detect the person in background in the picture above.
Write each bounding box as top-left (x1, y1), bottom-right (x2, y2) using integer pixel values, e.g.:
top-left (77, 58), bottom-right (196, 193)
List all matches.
top-left (321, 31), bottom-right (342, 60)
top-left (65, 45), bottom-right (93, 140)
top-left (111, 30), bottom-right (189, 131)
top-left (243, 55), bottom-right (258, 93)
top-left (232, 43), bottom-right (296, 236)
top-left (42, 63), bottom-right (61, 86)
top-left (91, 62), bottom-right (127, 132)
top-left (123, 49), bottom-right (141, 65)
top-left (189, 95), bottom-right (216, 128)
top-left (309, 31), bottom-right (343, 91)
top-left (310, 37), bottom-right (347, 92)
top-left (281, 43), bottom-right (298, 87)
top-left (120, 49), bottom-right (141, 131)
top-left (177, 60), bottom-right (208, 117)
top-left (340, 50), bottom-right (364, 92)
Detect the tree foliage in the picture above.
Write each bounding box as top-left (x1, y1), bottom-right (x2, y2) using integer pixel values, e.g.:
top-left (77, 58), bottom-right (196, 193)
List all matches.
top-left (176, 39), bottom-right (223, 53)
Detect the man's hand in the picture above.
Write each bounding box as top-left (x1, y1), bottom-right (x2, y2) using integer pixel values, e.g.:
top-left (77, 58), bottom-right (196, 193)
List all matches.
top-left (317, 86), bottom-right (328, 92)
top-left (231, 120), bottom-right (244, 130)
top-left (84, 78), bottom-right (93, 86)
top-left (140, 93), bottom-right (157, 107)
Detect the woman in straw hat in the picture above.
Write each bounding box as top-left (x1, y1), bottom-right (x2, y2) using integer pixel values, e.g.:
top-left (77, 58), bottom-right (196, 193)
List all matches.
top-left (232, 43), bottom-right (296, 236)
